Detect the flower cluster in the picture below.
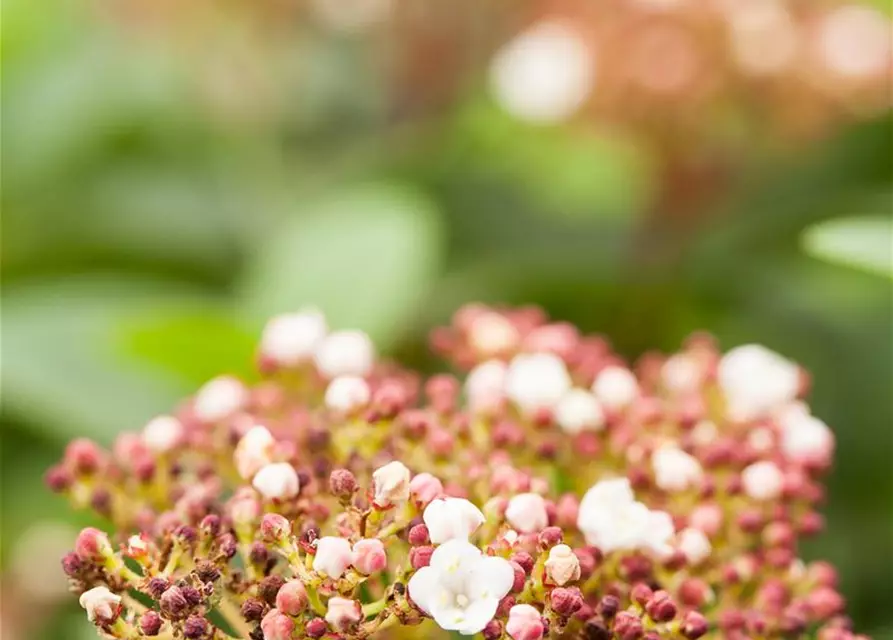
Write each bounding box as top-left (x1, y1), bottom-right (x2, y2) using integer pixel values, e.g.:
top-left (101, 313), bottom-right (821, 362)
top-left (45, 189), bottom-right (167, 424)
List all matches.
top-left (48, 304), bottom-right (864, 638)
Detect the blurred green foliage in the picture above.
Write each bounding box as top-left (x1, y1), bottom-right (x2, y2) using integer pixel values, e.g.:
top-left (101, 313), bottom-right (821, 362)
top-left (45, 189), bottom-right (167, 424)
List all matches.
top-left (1, 0), bottom-right (891, 638)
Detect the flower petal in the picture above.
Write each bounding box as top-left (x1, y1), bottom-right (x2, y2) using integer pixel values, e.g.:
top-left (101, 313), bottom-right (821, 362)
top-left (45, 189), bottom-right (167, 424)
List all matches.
top-left (429, 539), bottom-right (482, 592)
top-left (407, 566), bottom-right (440, 615)
top-left (469, 556), bottom-right (514, 601)
top-left (456, 598), bottom-right (500, 635)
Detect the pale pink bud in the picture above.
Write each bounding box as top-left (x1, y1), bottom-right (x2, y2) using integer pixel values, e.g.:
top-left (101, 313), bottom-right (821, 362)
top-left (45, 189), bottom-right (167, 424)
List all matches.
top-left (260, 609), bottom-right (295, 640)
top-left (591, 366), bottom-right (639, 410)
top-left (505, 353), bottom-right (572, 413)
top-left (228, 488), bottom-right (261, 527)
top-left (252, 463), bottom-right (300, 500)
top-left (555, 389), bottom-right (605, 434)
top-left (234, 425), bottom-right (276, 480)
top-left (689, 504), bottom-right (723, 537)
top-left (324, 375), bottom-right (371, 413)
top-left (371, 461), bottom-right (411, 508)
top-left (142, 415), bottom-right (184, 453)
top-left (409, 473), bottom-right (444, 507)
top-left (260, 310), bottom-right (327, 366)
top-left (544, 544), bottom-right (581, 586)
top-left (313, 536), bottom-right (354, 579)
top-left (276, 580), bottom-right (309, 616)
top-left (742, 461), bottom-right (784, 500)
top-left (678, 528), bottom-right (712, 565)
top-left (260, 513), bottom-right (291, 543)
top-left (506, 603), bottom-right (545, 640)
top-left (505, 493), bottom-right (549, 534)
top-left (469, 311), bottom-right (521, 357)
top-left (555, 494), bottom-right (579, 528)
top-left (75, 527), bottom-right (112, 561)
top-left (325, 597), bottom-right (362, 631)
top-left (79, 586), bottom-right (121, 624)
top-left (652, 446), bottom-right (703, 492)
top-left (193, 376), bottom-right (247, 423)
top-left (465, 360), bottom-right (508, 412)
top-left (313, 330), bottom-right (374, 378)
top-left (352, 538), bottom-right (387, 575)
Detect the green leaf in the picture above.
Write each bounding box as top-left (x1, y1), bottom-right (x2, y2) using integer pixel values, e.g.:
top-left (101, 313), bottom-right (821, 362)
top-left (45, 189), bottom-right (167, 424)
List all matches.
top-left (238, 183), bottom-right (443, 349)
top-left (802, 215), bottom-right (892, 279)
top-left (0, 276), bottom-right (211, 443)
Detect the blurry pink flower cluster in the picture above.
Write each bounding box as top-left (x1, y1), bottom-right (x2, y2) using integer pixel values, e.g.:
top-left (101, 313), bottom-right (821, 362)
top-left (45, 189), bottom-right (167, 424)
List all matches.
top-left (48, 304), bottom-right (859, 639)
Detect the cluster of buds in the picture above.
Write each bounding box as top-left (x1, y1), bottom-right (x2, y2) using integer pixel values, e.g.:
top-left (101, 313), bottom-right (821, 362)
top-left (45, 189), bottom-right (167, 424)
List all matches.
top-left (49, 304), bottom-right (865, 638)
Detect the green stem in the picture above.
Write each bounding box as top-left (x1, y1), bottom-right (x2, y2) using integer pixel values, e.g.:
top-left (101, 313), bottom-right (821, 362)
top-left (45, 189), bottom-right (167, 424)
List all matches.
top-left (362, 598), bottom-right (388, 617)
top-left (217, 596), bottom-right (254, 639)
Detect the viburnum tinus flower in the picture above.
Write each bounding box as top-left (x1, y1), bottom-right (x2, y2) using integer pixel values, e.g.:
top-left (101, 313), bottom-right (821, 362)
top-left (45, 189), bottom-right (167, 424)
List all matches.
top-left (48, 304), bottom-right (867, 639)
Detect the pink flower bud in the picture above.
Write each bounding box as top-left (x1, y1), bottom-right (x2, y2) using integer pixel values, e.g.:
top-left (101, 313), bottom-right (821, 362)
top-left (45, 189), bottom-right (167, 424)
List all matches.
top-left (305, 618), bottom-right (327, 638)
top-left (689, 504), bottom-right (723, 537)
top-left (678, 528), bottom-right (712, 565)
top-left (614, 611), bottom-right (644, 640)
top-left (352, 538), bottom-right (387, 575)
top-left (371, 461), bottom-right (411, 508)
top-left (408, 524), bottom-right (429, 546)
top-left (550, 587), bottom-right (584, 617)
top-left (65, 439), bottom-right (103, 474)
top-left (260, 513), bottom-right (291, 543)
top-left (313, 536), bottom-right (354, 579)
top-left (537, 526), bottom-right (563, 549)
top-left (325, 597), bottom-right (362, 632)
top-left (261, 609), bottom-right (295, 640)
top-left (276, 580), bottom-right (309, 616)
top-left (681, 611), bottom-right (709, 639)
top-left (142, 415), bottom-right (184, 454)
top-left (544, 544), bottom-right (581, 586)
top-left (75, 527), bottom-right (112, 561)
top-left (808, 587), bottom-right (845, 620)
top-left (409, 473), bottom-right (444, 507)
top-left (505, 493), bottom-right (549, 534)
top-left (410, 545), bottom-right (434, 569)
top-left (742, 461), bottom-right (784, 501)
top-left (324, 375), bottom-right (371, 413)
top-left (139, 611), bottom-right (163, 636)
top-left (193, 376), bottom-right (247, 423)
top-left (510, 561), bottom-right (527, 593)
top-left (79, 586), bottom-right (121, 624)
top-left (645, 590), bottom-right (677, 622)
top-left (506, 603), bottom-right (545, 640)
top-left (555, 494), bottom-right (579, 528)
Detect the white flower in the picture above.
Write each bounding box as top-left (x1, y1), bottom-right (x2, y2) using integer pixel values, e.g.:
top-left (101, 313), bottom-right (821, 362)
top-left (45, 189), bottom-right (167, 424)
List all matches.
top-left (661, 354), bottom-right (702, 394)
top-left (79, 586), bottom-right (121, 623)
top-left (252, 463), bottom-right (300, 500)
top-left (313, 537), bottom-right (355, 579)
top-left (544, 544), bottom-right (581, 585)
top-left (261, 309), bottom-right (328, 366)
top-left (234, 425), bottom-right (276, 480)
top-left (677, 527), bottom-right (712, 565)
top-left (372, 461), bottom-right (411, 508)
top-left (555, 388), bottom-right (605, 434)
top-left (465, 360), bottom-right (508, 412)
top-left (577, 478), bottom-right (674, 555)
top-left (193, 376), bottom-right (248, 423)
top-left (468, 312), bottom-right (520, 357)
top-left (324, 375), bottom-right (371, 413)
top-left (741, 461), bottom-right (784, 501)
top-left (591, 366), bottom-right (639, 410)
top-left (652, 446), bottom-right (703, 492)
top-left (777, 404), bottom-right (834, 464)
top-left (504, 353), bottom-right (571, 413)
top-left (313, 330), bottom-right (375, 378)
top-left (718, 344), bottom-right (800, 421)
top-left (504, 493), bottom-right (549, 534)
top-left (423, 498), bottom-right (486, 544)
top-left (408, 539), bottom-right (514, 635)
top-left (490, 20), bottom-right (595, 124)
top-left (141, 415), bottom-right (183, 453)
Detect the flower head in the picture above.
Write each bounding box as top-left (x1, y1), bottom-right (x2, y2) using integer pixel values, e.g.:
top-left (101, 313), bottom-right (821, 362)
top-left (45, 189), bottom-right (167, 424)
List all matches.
top-left (79, 586), bottom-right (121, 623)
top-left (408, 539), bottom-right (514, 635)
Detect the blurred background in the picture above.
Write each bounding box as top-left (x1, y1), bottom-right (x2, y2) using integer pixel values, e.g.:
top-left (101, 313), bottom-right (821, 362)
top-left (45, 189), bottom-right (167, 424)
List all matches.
top-left (1, 0), bottom-right (891, 638)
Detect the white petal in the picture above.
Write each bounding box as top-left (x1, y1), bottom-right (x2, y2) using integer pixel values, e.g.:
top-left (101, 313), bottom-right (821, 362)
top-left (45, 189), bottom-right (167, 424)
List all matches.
top-left (456, 598), bottom-right (500, 635)
top-left (407, 566), bottom-right (440, 615)
top-left (469, 556), bottom-right (515, 601)
top-left (429, 540), bottom-right (482, 592)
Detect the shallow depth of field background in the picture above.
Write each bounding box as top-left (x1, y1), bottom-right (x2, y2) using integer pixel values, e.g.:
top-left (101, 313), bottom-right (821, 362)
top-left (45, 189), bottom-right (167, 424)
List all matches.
top-left (1, 1), bottom-right (891, 638)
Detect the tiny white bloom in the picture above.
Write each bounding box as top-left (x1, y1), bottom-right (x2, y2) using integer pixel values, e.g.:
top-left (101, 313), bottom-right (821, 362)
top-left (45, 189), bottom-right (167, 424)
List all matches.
top-left (661, 354), bottom-right (701, 394)
top-left (465, 360), bottom-right (508, 412)
top-left (423, 498), bottom-right (486, 544)
top-left (690, 420), bottom-right (718, 447)
top-left (504, 492), bottom-right (549, 534)
top-left (591, 366), bottom-right (639, 410)
top-left (718, 344), bottom-right (799, 421)
top-left (313, 536), bottom-right (355, 579)
top-left (372, 461), bottom-right (411, 508)
top-left (408, 539), bottom-right (514, 635)
top-left (490, 20), bottom-right (595, 124)
top-left (777, 404), bottom-right (834, 463)
top-left (677, 527), bottom-right (712, 565)
top-left (252, 463), bottom-right (300, 500)
top-left (193, 376), bottom-right (248, 423)
top-left (555, 388), bottom-right (605, 434)
top-left (261, 309), bottom-right (328, 366)
top-left (577, 477), bottom-right (674, 555)
top-left (234, 426), bottom-right (276, 480)
top-left (142, 415), bottom-right (183, 453)
top-left (818, 5), bottom-right (891, 79)
top-left (504, 352), bottom-right (572, 413)
top-left (313, 330), bottom-right (375, 378)
top-left (79, 586), bottom-right (121, 622)
top-left (544, 544), bottom-right (581, 585)
top-left (741, 461), bottom-right (784, 501)
top-left (652, 446), bottom-right (703, 492)
top-left (324, 375), bottom-right (371, 413)
top-left (468, 312), bottom-right (520, 357)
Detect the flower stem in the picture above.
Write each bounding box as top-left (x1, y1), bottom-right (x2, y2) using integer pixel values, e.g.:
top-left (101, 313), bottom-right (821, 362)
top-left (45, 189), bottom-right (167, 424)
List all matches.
top-left (217, 596), bottom-right (254, 639)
